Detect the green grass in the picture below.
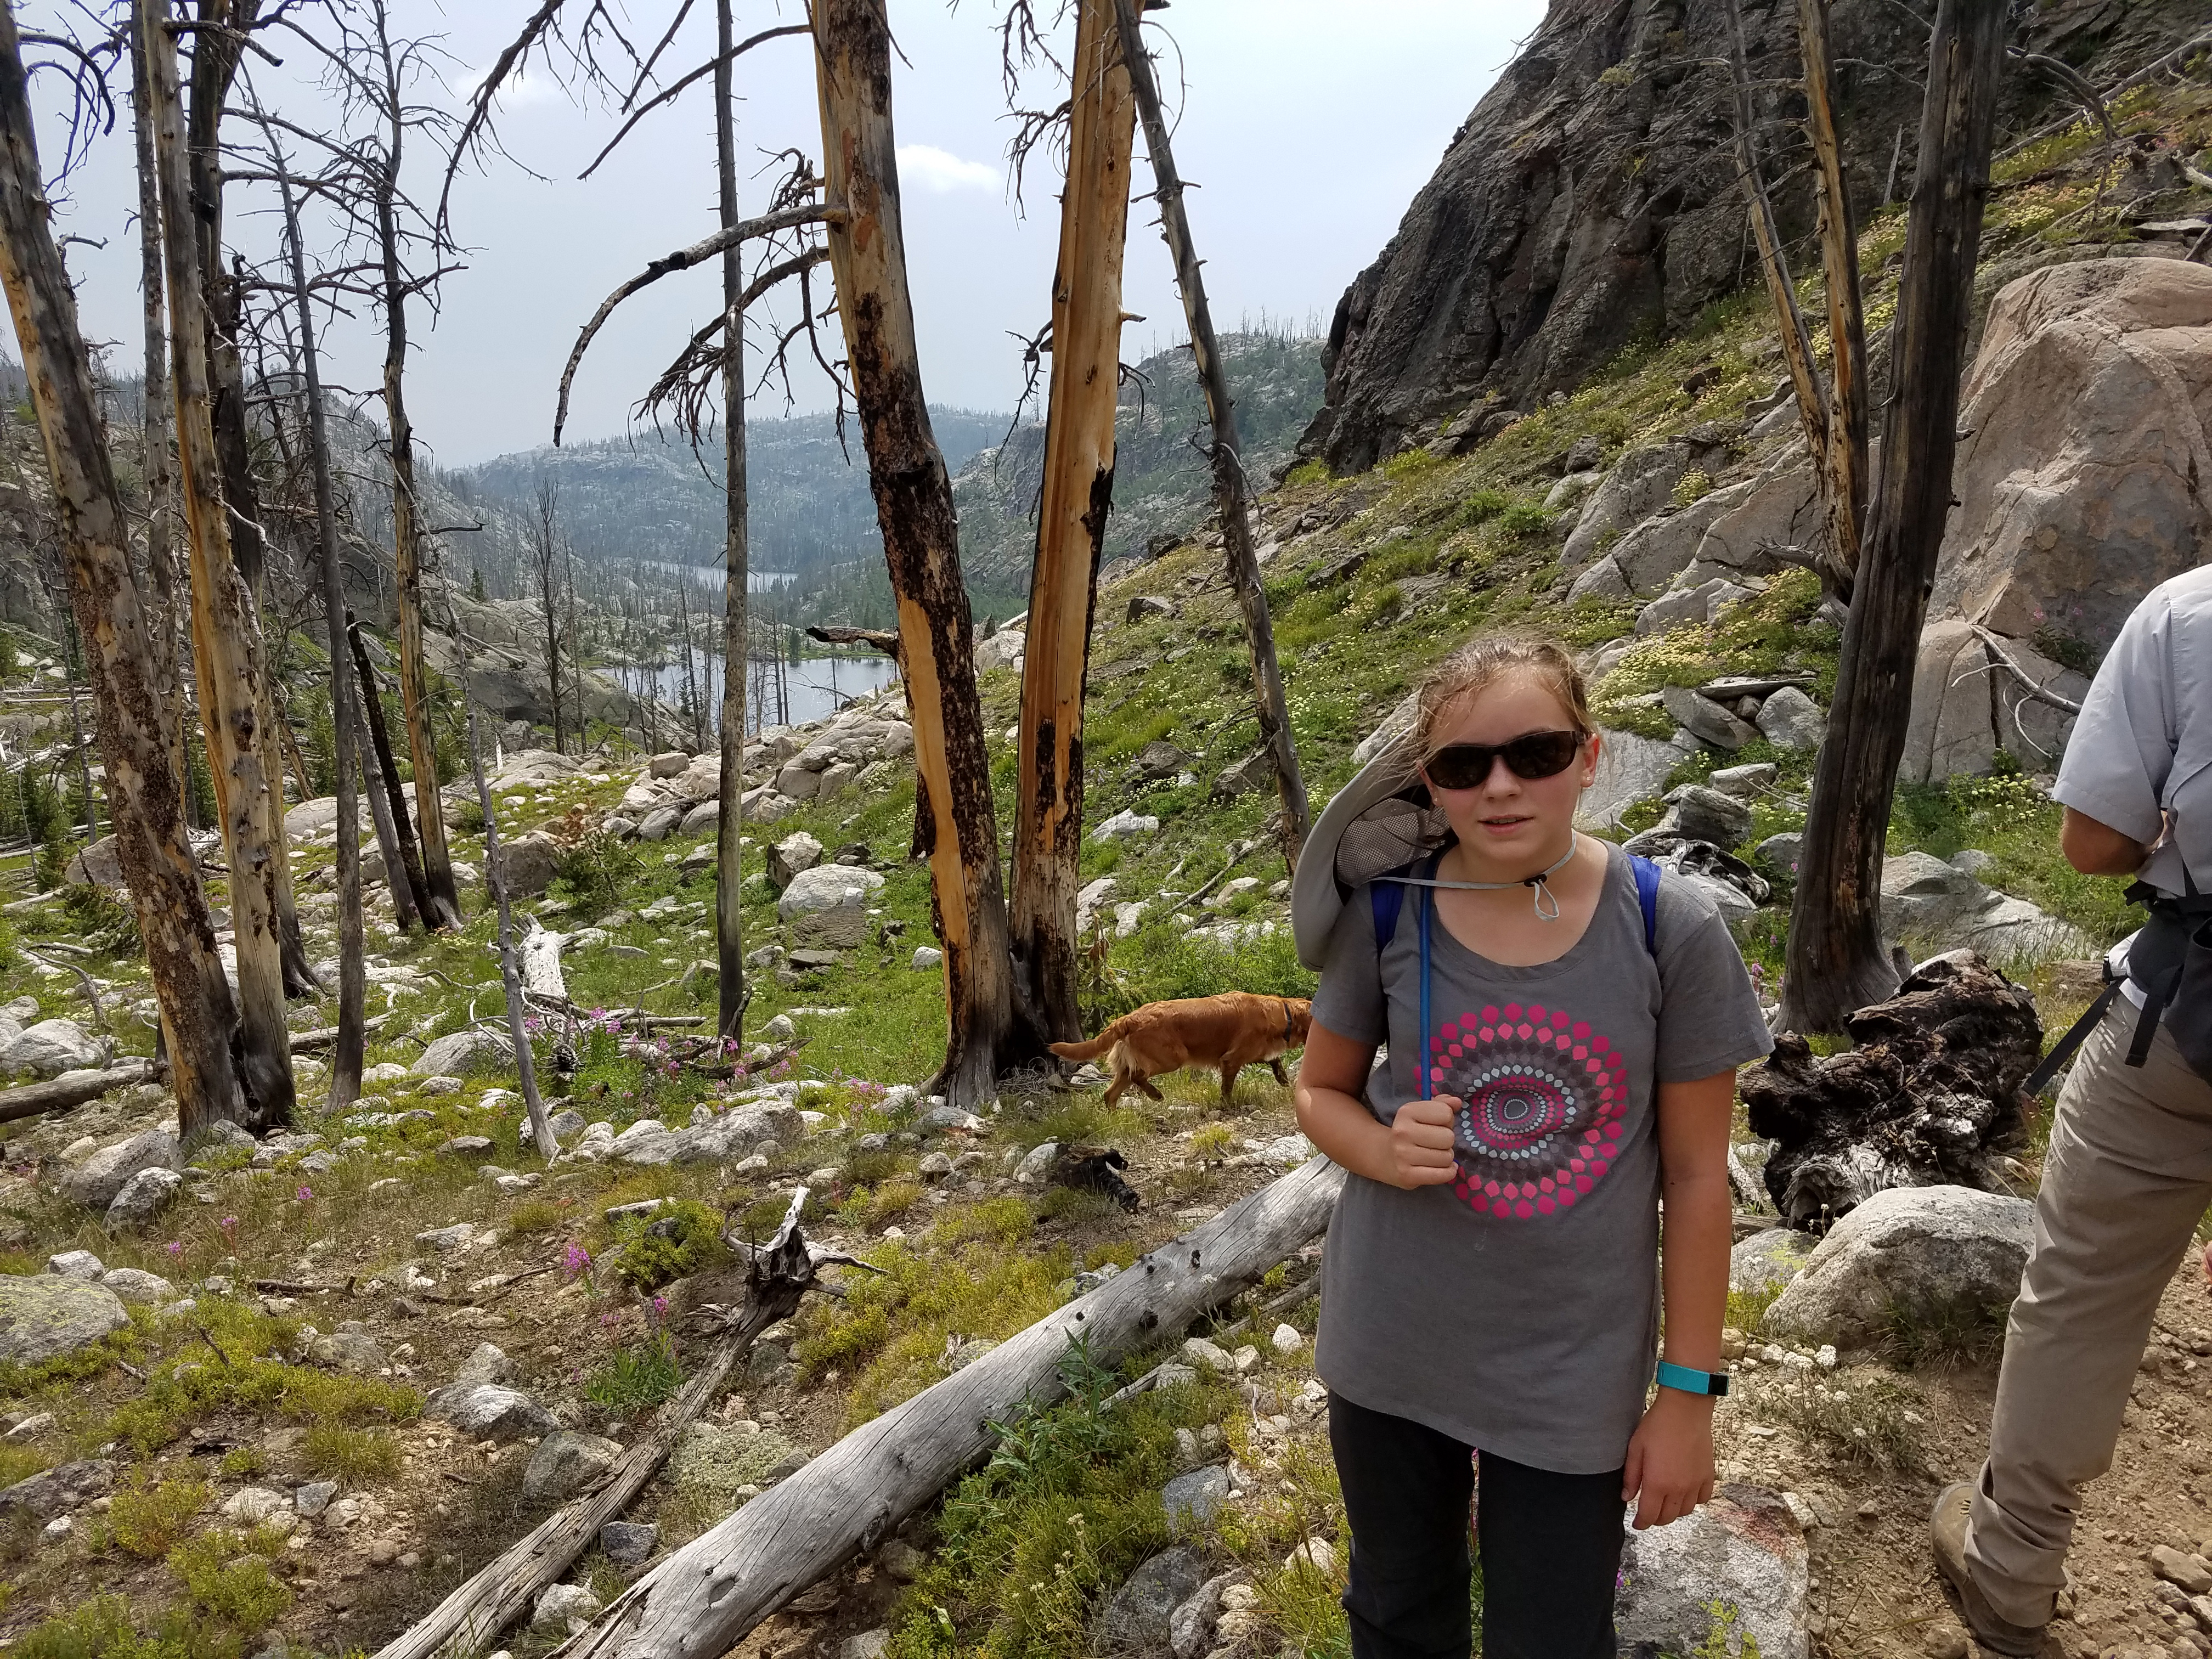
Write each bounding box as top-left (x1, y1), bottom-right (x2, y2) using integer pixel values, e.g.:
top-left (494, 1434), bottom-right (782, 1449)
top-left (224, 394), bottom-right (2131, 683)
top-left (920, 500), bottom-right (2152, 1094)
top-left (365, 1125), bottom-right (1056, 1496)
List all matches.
top-left (583, 1333), bottom-right (686, 1412)
top-left (301, 1423), bottom-right (403, 1485)
top-left (108, 1473), bottom-right (207, 1559)
top-left (885, 1338), bottom-right (1238, 1659)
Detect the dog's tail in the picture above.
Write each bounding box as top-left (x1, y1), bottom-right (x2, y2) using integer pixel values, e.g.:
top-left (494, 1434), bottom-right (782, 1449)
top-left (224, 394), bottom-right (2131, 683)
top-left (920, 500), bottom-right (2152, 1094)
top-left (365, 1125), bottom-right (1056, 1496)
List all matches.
top-left (1048, 1020), bottom-right (1123, 1062)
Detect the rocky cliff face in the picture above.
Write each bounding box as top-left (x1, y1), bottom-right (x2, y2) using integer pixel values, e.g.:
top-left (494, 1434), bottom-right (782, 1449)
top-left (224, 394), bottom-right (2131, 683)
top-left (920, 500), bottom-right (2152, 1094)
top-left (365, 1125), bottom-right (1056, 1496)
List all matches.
top-left (1300, 0), bottom-right (2202, 475)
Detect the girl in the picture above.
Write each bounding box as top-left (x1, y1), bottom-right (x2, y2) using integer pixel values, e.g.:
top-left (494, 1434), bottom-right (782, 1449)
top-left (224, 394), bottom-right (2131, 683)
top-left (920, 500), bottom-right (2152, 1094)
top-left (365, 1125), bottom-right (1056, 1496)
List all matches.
top-left (1287, 633), bottom-right (1772, 1659)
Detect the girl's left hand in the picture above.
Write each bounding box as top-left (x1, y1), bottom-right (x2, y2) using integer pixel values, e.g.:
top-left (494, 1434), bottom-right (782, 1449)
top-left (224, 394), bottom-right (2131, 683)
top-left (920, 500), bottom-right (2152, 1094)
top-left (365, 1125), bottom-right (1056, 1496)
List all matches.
top-left (1622, 1389), bottom-right (1716, 1530)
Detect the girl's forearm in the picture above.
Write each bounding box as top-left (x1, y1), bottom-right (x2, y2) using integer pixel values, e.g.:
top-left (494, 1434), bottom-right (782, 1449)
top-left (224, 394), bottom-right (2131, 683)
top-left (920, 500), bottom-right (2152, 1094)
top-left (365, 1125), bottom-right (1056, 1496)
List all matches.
top-left (1296, 1085), bottom-right (1397, 1185)
top-left (1658, 1170), bottom-right (1731, 1372)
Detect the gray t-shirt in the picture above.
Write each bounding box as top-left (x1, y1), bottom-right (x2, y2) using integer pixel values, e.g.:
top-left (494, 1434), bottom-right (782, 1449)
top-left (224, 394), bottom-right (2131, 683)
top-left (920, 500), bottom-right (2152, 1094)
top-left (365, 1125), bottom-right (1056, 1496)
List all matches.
top-left (1310, 840), bottom-right (1773, 1474)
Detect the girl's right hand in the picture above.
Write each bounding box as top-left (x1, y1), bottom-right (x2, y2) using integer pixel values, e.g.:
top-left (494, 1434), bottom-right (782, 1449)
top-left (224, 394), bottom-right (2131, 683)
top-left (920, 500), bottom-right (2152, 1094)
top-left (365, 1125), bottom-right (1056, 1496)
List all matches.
top-left (1387, 1096), bottom-right (1461, 1188)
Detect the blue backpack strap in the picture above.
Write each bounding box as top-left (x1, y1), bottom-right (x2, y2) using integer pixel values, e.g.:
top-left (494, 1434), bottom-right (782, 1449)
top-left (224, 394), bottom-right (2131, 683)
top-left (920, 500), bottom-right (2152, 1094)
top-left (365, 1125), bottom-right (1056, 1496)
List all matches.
top-left (1371, 881), bottom-right (1406, 953)
top-left (1370, 850), bottom-right (1445, 951)
top-left (1628, 853), bottom-right (1661, 958)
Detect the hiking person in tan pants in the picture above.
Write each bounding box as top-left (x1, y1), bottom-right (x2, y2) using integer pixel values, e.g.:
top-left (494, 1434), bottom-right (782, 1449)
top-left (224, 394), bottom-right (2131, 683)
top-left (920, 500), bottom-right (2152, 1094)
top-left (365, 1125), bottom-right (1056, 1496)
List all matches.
top-left (1931, 567), bottom-right (2212, 1657)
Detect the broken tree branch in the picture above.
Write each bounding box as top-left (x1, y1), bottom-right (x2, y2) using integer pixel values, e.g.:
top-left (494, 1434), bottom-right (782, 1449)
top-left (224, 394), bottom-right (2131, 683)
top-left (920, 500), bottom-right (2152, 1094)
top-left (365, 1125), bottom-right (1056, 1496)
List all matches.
top-left (1968, 624), bottom-right (2084, 715)
top-left (552, 201), bottom-right (844, 445)
top-left (552, 1156), bottom-right (1347, 1659)
top-left (0, 1059), bottom-right (155, 1127)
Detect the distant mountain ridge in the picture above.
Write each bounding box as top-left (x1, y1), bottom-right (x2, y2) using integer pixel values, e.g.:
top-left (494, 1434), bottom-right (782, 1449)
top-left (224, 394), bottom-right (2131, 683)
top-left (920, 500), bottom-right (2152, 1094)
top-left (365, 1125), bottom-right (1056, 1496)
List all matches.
top-left (450, 331), bottom-right (1324, 625)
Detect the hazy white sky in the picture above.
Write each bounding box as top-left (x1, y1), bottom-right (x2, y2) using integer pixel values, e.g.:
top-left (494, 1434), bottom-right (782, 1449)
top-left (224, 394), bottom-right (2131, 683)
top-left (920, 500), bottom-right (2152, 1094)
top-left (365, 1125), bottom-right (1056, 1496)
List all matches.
top-left (32, 1), bottom-right (1545, 466)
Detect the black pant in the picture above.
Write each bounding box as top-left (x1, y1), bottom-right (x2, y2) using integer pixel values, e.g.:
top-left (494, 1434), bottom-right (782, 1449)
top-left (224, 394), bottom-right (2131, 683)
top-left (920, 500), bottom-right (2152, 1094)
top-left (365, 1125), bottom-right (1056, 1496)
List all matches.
top-left (1328, 1392), bottom-right (1624, 1659)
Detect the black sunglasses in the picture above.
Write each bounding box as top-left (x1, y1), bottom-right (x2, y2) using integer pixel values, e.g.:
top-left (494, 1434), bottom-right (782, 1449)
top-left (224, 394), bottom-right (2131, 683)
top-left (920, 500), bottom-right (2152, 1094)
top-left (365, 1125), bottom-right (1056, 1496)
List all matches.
top-left (1424, 729), bottom-right (1587, 790)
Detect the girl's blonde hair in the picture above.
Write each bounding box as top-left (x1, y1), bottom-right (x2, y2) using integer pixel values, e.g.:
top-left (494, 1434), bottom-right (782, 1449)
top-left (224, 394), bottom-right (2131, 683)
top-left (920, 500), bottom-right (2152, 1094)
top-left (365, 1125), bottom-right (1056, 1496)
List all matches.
top-left (1408, 631), bottom-right (1592, 773)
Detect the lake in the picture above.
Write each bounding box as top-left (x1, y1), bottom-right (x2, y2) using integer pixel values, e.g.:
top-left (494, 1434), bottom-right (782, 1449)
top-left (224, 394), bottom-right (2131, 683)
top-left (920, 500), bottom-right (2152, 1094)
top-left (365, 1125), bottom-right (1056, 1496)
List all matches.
top-left (651, 648), bottom-right (900, 734)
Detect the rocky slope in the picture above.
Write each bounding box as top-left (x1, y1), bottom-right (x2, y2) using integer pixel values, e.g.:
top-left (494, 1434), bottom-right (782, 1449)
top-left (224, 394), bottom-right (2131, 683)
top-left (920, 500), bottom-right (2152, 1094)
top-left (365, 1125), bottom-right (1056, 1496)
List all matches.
top-left (1299, 0), bottom-right (2209, 473)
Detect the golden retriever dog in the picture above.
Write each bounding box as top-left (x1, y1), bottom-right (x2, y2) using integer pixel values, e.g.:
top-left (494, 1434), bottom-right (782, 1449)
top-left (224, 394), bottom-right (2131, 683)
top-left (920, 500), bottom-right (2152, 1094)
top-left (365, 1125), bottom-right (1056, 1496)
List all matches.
top-left (1050, 992), bottom-right (1313, 1107)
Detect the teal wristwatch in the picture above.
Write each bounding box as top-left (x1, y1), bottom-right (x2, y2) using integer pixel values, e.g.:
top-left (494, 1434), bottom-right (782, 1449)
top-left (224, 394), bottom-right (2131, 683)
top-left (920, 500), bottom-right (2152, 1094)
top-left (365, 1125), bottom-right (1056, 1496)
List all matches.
top-left (1656, 1361), bottom-right (1730, 1398)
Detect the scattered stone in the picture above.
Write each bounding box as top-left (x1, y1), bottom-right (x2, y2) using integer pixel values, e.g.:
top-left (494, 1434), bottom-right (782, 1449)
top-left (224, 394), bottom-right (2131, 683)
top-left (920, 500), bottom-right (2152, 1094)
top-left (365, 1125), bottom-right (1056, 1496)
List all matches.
top-left (1284, 1537), bottom-right (1339, 1577)
top-left (1091, 809), bottom-right (1160, 842)
top-left (0, 1275), bottom-right (128, 1362)
top-left (2153, 1546), bottom-right (2212, 1596)
top-left (523, 1430), bottom-right (624, 1502)
top-left (1763, 1184), bottom-right (2035, 1350)
top-left (912, 946), bottom-right (944, 970)
top-left (767, 832), bottom-right (823, 890)
top-left (1272, 1323), bottom-right (1304, 1356)
top-left (1662, 686), bottom-right (1759, 751)
top-left (310, 1325), bottom-right (388, 1374)
top-left (877, 1537), bottom-right (928, 1582)
top-left (1, 1019), bottom-right (106, 1079)
top-left (490, 832), bottom-right (562, 898)
top-left (1754, 686), bottom-right (1826, 751)
top-left (600, 1520), bottom-right (658, 1566)
top-left (44, 1250), bottom-right (103, 1280)
top-left (1161, 1466), bottom-right (1231, 1535)
top-left (1181, 1337), bottom-right (1233, 1373)
top-left (839, 1632), bottom-right (890, 1659)
top-left (1708, 761), bottom-right (1779, 798)
top-left (1753, 832), bottom-right (1803, 880)
top-left (533, 1583), bottom-right (603, 1632)
top-left (1661, 782), bottom-right (1754, 848)
top-left (293, 1481), bottom-right (338, 1518)
top-left (415, 1223), bottom-right (477, 1252)
top-left (425, 1383), bottom-right (558, 1442)
top-left (437, 1137), bottom-right (495, 1160)
top-left (1096, 1545), bottom-right (1207, 1654)
top-left (4, 1412), bottom-right (52, 1441)
top-left (1730, 1228), bottom-right (1814, 1300)
top-left (452, 1342), bottom-right (514, 1388)
top-left (1015, 1142), bottom-right (1059, 1183)
top-left (104, 1167), bottom-right (183, 1232)
top-left (221, 1486), bottom-right (289, 1525)
top-left (0, 1458), bottom-right (113, 1519)
top-left (1615, 1483), bottom-right (1808, 1659)
top-left (412, 1029), bottom-right (510, 1077)
top-left (61, 1130), bottom-right (180, 1211)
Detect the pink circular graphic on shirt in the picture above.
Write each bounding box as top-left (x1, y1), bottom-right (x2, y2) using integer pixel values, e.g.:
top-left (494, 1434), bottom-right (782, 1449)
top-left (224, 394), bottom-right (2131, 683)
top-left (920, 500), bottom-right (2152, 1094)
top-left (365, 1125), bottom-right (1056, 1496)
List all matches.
top-left (1430, 1006), bottom-right (1629, 1221)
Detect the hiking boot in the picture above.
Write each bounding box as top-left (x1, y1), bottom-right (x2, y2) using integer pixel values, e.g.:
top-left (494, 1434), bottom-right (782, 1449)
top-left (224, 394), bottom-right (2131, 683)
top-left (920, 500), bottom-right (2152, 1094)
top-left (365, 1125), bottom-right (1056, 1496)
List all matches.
top-left (1929, 1482), bottom-right (2050, 1658)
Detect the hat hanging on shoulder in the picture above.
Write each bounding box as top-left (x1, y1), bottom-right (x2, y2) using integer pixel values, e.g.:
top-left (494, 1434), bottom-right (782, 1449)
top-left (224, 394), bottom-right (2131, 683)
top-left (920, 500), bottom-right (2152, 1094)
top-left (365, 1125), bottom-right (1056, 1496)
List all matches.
top-left (1289, 731), bottom-right (1455, 970)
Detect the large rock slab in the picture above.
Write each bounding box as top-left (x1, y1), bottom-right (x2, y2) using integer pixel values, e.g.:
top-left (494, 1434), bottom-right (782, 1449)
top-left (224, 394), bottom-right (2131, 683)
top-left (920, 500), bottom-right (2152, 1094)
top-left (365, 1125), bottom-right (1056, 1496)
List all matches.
top-left (1878, 851), bottom-right (2090, 961)
top-left (1905, 258), bottom-right (2212, 782)
top-left (1730, 1227), bottom-right (1814, 1299)
top-left (1578, 727), bottom-right (1700, 831)
top-left (426, 1383), bottom-right (558, 1442)
top-left (61, 1130), bottom-right (179, 1210)
top-left (1616, 1483), bottom-right (1809, 1659)
top-left (523, 1430), bottom-right (623, 1501)
top-left (0, 1274), bottom-right (129, 1362)
top-left (1763, 1184), bottom-right (2034, 1350)
top-left (1560, 442), bottom-right (1702, 573)
top-left (777, 865), bottom-right (884, 947)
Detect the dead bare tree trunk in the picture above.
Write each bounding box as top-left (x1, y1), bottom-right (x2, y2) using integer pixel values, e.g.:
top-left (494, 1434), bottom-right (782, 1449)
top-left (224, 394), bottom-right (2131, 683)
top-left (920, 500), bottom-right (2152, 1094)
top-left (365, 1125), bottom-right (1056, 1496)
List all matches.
top-left (128, 7), bottom-right (187, 815)
top-left (713, 0), bottom-right (749, 1046)
top-left (1113, 0), bottom-right (1308, 870)
top-left (143, 0), bottom-right (295, 1132)
top-left (1779, 0), bottom-right (2011, 1036)
top-left (376, 110), bottom-right (460, 930)
top-left (530, 475), bottom-right (567, 755)
top-left (1800, 0), bottom-right (1870, 594)
top-left (0, 0), bottom-right (244, 1135)
top-left (354, 687), bottom-right (419, 931)
top-left (467, 704), bottom-right (555, 1161)
top-left (349, 612), bottom-right (433, 927)
top-left (556, 1156), bottom-right (1348, 1659)
top-left (1011, 0), bottom-right (1136, 1047)
top-left (254, 91), bottom-right (365, 1110)
top-left (816, 0), bottom-right (1028, 1101)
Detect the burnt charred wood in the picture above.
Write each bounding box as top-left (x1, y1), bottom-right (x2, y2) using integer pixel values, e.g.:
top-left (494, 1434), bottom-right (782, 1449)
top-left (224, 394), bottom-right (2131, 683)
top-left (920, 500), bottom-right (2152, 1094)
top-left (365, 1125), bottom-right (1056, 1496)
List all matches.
top-left (1054, 1145), bottom-right (1140, 1212)
top-left (1742, 951), bottom-right (2040, 1229)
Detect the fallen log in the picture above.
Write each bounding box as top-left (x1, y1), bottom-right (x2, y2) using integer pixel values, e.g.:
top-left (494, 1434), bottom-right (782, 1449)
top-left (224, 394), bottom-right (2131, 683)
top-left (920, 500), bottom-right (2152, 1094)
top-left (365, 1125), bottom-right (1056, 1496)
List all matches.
top-left (520, 919), bottom-right (568, 1003)
top-left (1742, 949), bottom-right (2039, 1228)
top-left (374, 1190), bottom-right (830, 1659)
top-left (289, 1013), bottom-right (392, 1054)
top-left (0, 1059), bottom-right (154, 1126)
top-left (553, 1154), bottom-right (1347, 1659)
